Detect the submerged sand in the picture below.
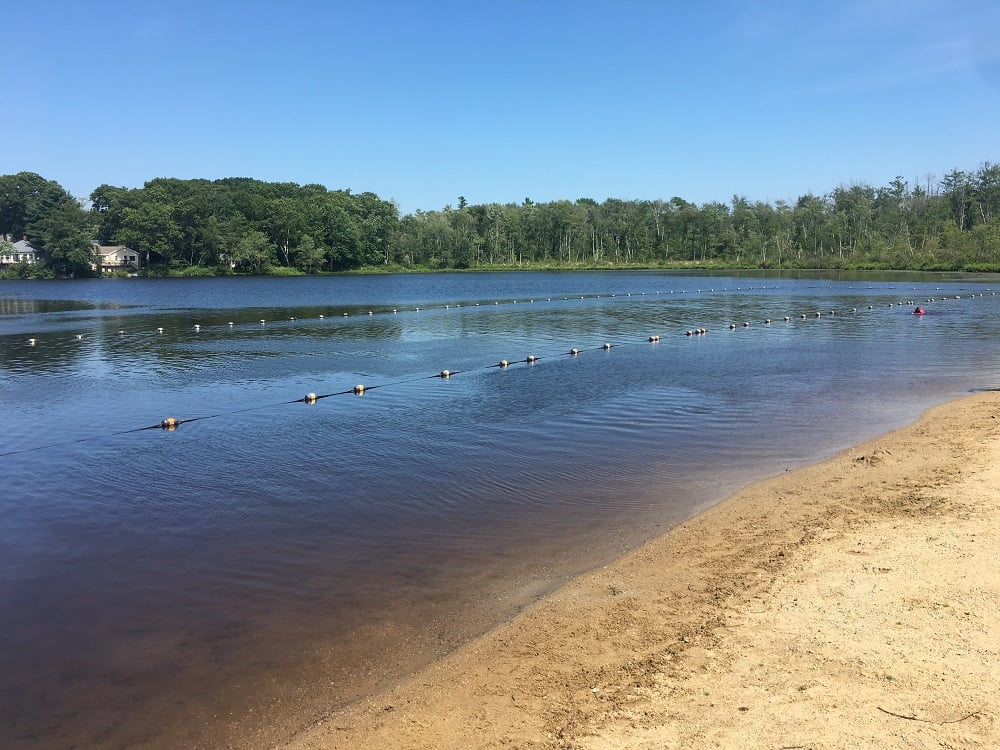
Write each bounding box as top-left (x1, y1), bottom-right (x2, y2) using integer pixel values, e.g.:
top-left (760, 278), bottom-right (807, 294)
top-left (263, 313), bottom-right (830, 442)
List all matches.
top-left (285, 391), bottom-right (1000, 749)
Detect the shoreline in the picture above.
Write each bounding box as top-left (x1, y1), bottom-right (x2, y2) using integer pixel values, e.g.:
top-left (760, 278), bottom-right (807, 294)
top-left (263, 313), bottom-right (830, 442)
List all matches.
top-left (285, 391), bottom-right (1000, 749)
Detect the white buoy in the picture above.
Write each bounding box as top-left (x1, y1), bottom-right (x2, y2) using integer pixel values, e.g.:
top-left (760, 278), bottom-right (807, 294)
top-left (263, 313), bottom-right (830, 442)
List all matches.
top-left (765, 319), bottom-right (771, 324)
top-left (260, 319), bottom-right (266, 324)
top-left (353, 384), bottom-right (365, 395)
top-left (158, 327), bottom-right (164, 333)
top-left (75, 334), bottom-right (83, 340)
top-left (570, 348), bottom-right (580, 355)
top-left (499, 359), bottom-right (509, 367)
top-left (305, 393), bottom-right (317, 404)
top-left (118, 330), bottom-right (125, 336)
top-left (319, 314), bottom-right (325, 318)
top-left (194, 324), bottom-right (201, 331)
top-left (602, 343), bottom-right (612, 350)
top-left (526, 355), bottom-right (537, 363)
top-left (228, 321), bottom-right (235, 326)
top-left (729, 323), bottom-right (737, 329)
top-left (439, 370), bottom-right (450, 378)
top-left (28, 338), bottom-right (36, 345)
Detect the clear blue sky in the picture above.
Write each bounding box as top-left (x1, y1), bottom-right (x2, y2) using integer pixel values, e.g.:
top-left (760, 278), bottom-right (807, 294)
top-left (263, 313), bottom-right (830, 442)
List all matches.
top-left (4, 0), bottom-right (998, 215)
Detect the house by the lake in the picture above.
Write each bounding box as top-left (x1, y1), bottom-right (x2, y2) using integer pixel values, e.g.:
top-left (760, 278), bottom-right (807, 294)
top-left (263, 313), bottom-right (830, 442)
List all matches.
top-left (0, 236), bottom-right (44, 268)
top-left (93, 243), bottom-right (139, 273)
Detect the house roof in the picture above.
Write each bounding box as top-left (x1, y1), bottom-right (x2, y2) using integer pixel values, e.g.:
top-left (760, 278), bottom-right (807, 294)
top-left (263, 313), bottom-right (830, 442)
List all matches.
top-left (11, 239), bottom-right (42, 253)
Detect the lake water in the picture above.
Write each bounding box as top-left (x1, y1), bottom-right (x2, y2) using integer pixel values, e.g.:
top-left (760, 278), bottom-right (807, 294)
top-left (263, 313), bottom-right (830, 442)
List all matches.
top-left (2, 270), bottom-right (998, 748)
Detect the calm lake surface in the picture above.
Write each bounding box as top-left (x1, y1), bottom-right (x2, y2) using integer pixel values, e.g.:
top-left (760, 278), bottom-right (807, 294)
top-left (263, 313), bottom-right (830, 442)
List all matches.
top-left (2, 270), bottom-right (999, 748)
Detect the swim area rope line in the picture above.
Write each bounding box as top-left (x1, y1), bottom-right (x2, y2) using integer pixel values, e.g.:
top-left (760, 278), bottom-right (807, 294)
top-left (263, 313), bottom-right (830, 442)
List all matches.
top-left (3, 287), bottom-right (993, 457)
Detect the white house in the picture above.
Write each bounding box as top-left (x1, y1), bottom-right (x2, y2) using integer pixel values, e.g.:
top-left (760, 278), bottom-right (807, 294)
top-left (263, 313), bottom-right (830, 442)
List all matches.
top-left (0, 236), bottom-right (43, 268)
top-left (93, 243), bottom-right (139, 273)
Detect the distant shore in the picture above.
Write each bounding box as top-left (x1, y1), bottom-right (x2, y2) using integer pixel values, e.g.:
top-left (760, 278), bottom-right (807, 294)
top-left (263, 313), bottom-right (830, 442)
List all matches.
top-left (284, 391), bottom-right (1000, 749)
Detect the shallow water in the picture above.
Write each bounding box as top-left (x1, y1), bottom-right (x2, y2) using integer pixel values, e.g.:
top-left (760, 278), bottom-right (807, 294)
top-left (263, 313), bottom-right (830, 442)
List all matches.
top-left (2, 271), bottom-right (999, 748)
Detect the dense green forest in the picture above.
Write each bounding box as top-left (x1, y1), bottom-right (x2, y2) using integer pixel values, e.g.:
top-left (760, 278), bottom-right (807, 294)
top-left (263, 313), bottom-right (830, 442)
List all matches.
top-left (2, 164), bottom-right (999, 278)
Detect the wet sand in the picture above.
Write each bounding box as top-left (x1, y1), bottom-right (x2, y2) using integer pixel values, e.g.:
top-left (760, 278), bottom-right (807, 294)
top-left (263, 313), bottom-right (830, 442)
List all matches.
top-left (284, 391), bottom-right (1000, 749)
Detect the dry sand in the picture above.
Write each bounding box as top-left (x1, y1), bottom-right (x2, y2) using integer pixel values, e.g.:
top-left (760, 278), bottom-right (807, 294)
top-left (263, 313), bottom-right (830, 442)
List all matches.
top-left (285, 391), bottom-right (1000, 749)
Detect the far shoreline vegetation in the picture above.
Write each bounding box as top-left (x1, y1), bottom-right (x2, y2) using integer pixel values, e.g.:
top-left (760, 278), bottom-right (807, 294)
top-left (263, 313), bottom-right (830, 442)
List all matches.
top-left (2, 165), bottom-right (999, 280)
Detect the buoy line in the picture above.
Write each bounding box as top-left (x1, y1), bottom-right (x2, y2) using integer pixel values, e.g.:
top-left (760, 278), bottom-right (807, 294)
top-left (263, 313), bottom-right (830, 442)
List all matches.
top-left (14, 285), bottom-right (992, 345)
top-left (4, 288), bottom-right (993, 457)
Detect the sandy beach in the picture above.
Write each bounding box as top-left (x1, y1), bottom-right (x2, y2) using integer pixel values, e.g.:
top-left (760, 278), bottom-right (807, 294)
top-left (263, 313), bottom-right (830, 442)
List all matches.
top-left (285, 391), bottom-right (999, 749)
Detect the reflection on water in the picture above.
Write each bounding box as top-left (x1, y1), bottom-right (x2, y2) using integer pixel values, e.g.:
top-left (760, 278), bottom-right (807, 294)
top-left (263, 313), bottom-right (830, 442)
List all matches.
top-left (1, 271), bottom-right (999, 749)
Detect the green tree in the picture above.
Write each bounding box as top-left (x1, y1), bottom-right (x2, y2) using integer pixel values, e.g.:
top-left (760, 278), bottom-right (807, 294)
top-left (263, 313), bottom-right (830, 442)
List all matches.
top-left (114, 200), bottom-right (182, 269)
top-left (232, 230), bottom-right (275, 274)
top-left (31, 201), bottom-right (96, 276)
top-left (0, 172), bottom-right (80, 240)
top-left (293, 234), bottom-right (325, 273)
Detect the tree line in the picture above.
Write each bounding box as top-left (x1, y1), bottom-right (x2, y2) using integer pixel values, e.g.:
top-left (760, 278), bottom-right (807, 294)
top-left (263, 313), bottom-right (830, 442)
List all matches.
top-left (2, 164), bottom-right (999, 278)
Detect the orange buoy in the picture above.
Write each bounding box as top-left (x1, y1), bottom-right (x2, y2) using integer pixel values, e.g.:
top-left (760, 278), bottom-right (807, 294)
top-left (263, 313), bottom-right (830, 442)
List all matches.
top-left (160, 417), bottom-right (179, 430)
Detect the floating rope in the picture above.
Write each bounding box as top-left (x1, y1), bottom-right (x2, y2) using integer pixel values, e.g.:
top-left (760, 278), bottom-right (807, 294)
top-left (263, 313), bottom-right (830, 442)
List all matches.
top-left (3, 287), bottom-right (992, 456)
